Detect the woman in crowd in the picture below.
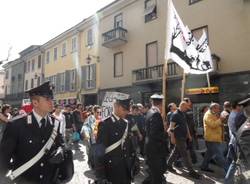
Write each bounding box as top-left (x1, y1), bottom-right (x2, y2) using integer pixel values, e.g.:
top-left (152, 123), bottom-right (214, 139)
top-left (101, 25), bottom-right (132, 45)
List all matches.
top-left (0, 104), bottom-right (12, 143)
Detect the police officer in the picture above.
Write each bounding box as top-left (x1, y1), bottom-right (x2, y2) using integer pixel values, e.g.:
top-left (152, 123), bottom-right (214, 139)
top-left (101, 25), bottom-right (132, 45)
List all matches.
top-left (0, 82), bottom-right (65, 184)
top-left (95, 97), bottom-right (137, 184)
top-left (143, 94), bottom-right (167, 184)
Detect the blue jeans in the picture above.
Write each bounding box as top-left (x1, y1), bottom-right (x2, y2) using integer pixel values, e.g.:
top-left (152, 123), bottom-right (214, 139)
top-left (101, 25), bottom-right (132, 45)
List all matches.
top-left (201, 141), bottom-right (227, 171)
top-left (224, 161), bottom-right (236, 184)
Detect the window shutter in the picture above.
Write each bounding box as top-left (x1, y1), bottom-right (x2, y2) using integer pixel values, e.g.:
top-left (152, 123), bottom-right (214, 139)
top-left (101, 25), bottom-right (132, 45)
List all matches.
top-left (65, 70), bottom-right (70, 91)
top-left (92, 64), bottom-right (96, 89)
top-left (73, 69), bottom-right (77, 91)
top-left (56, 73), bottom-right (61, 93)
top-left (81, 66), bottom-right (87, 89)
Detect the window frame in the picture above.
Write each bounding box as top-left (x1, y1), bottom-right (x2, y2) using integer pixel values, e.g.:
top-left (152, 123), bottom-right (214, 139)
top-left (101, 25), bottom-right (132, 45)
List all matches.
top-left (54, 47), bottom-right (58, 61)
top-left (38, 55), bottom-right (42, 68)
top-left (144, 0), bottom-right (157, 23)
top-left (46, 51), bottom-right (50, 64)
top-left (146, 41), bottom-right (158, 67)
top-left (191, 25), bottom-right (209, 43)
top-left (31, 59), bottom-right (35, 71)
top-left (62, 42), bottom-right (67, 57)
top-left (114, 13), bottom-right (123, 28)
top-left (72, 37), bottom-right (77, 52)
top-left (87, 29), bottom-right (94, 46)
top-left (114, 52), bottom-right (123, 78)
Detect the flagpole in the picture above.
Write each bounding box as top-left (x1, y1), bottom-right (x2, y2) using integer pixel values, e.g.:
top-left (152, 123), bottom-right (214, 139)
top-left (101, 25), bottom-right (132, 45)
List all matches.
top-left (206, 72), bottom-right (211, 88)
top-left (181, 69), bottom-right (186, 101)
top-left (162, 61), bottom-right (168, 121)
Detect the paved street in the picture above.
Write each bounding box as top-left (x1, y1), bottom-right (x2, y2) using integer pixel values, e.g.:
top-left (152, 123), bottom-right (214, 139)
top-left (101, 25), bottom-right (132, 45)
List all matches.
top-left (67, 143), bottom-right (225, 184)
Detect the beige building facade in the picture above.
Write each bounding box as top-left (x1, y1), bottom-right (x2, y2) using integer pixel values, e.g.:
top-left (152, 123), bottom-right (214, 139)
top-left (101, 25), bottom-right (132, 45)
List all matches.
top-left (20, 45), bottom-right (44, 92)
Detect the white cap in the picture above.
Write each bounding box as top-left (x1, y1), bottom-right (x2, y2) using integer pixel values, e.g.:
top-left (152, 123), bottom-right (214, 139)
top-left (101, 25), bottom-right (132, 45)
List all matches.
top-left (150, 94), bottom-right (164, 99)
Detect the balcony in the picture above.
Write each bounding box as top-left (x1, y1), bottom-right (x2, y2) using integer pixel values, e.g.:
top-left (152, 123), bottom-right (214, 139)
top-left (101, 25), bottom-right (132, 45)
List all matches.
top-left (132, 63), bottom-right (182, 84)
top-left (102, 27), bottom-right (128, 48)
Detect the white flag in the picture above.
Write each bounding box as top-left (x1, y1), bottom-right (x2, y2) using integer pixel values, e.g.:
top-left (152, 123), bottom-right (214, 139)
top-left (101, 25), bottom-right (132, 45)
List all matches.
top-left (165, 0), bottom-right (213, 74)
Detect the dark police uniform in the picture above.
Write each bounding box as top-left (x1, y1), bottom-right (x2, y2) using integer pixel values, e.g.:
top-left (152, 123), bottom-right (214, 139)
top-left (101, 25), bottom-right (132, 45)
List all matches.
top-left (0, 82), bottom-right (65, 184)
top-left (144, 105), bottom-right (167, 184)
top-left (95, 113), bottom-right (136, 184)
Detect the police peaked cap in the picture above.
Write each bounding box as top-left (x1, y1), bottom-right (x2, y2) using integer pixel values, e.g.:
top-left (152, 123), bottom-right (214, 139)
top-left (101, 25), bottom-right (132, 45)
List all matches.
top-left (26, 81), bottom-right (54, 99)
top-left (150, 94), bottom-right (164, 100)
top-left (238, 97), bottom-right (250, 107)
top-left (115, 97), bottom-right (132, 111)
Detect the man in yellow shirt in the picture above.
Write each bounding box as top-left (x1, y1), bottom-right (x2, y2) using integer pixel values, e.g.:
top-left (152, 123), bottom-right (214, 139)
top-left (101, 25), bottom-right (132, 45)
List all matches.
top-left (201, 103), bottom-right (227, 173)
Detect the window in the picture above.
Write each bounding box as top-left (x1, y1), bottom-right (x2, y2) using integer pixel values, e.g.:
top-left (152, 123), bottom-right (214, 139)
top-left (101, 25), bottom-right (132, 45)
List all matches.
top-left (5, 70), bottom-right (8, 79)
top-left (72, 37), bottom-right (77, 52)
top-left (11, 76), bottom-right (15, 82)
top-left (189, 0), bottom-right (202, 5)
top-left (87, 29), bottom-right (93, 46)
top-left (191, 25), bottom-right (209, 42)
top-left (146, 41), bottom-right (158, 67)
top-left (114, 52), bottom-right (123, 77)
top-left (31, 59), bottom-right (35, 71)
top-left (17, 74), bottom-right (22, 90)
top-left (31, 78), bottom-right (34, 88)
top-left (46, 51), bottom-right (50, 64)
top-left (60, 73), bottom-right (65, 92)
top-left (27, 61), bottom-right (31, 72)
top-left (62, 43), bottom-right (67, 57)
top-left (25, 80), bottom-right (28, 90)
top-left (86, 65), bottom-right (93, 89)
top-left (37, 76), bottom-right (41, 86)
top-left (54, 47), bottom-right (58, 61)
top-left (70, 70), bottom-right (76, 91)
top-left (144, 0), bottom-right (157, 22)
top-left (24, 63), bottom-right (27, 72)
top-left (114, 13), bottom-right (123, 28)
top-left (38, 55), bottom-right (41, 68)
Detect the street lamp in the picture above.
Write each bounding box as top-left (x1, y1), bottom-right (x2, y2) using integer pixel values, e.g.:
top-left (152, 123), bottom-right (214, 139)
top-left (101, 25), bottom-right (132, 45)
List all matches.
top-left (86, 54), bottom-right (100, 64)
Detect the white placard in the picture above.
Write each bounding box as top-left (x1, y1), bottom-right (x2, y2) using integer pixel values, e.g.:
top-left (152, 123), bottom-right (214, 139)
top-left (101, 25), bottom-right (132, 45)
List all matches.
top-left (101, 92), bottom-right (129, 119)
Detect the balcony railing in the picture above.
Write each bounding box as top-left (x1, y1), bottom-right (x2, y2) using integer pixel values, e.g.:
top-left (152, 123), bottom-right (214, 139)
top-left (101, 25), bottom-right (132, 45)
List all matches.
top-left (132, 63), bottom-right (182, 84)
top-left (102, 27), bottom-right (128, 48)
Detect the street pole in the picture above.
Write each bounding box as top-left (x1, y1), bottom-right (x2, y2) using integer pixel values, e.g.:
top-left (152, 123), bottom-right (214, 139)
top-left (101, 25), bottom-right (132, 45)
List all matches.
top-left (181, 69), bottom-right (186, 101)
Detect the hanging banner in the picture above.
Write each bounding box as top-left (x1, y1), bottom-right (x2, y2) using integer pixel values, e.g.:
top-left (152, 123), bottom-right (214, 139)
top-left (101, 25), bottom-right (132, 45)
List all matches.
top-left (101, 91), bottom-right (129, 119)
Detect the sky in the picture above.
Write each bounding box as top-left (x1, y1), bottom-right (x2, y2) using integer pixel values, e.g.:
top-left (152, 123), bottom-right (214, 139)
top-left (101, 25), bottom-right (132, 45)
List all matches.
top-left (0, 0), bottom-right (116, 63)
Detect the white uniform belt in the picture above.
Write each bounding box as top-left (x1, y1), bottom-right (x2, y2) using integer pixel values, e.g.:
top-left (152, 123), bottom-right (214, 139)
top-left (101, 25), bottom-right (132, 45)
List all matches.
top-left (7, 120), bottom-right (59, 181)
top-left (105, 120), bottom-right (128, 154)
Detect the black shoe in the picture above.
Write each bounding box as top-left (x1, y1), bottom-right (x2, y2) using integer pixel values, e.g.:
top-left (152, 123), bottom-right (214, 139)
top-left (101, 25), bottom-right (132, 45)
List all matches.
top-left (189, 170), bottom-right (202, 179)
top-left (167, 165), bottom-right (176, 173)
top-left (200, 167), bottom-right (214, 173)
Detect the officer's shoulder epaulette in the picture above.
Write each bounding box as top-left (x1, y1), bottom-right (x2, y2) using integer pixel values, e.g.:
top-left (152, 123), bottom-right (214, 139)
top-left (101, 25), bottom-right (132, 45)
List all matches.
top-left (9, 113), bottom-right (27, 122)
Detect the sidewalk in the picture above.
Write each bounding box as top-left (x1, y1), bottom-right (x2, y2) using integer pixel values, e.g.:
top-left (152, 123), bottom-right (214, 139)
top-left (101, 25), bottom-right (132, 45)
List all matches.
top-left (67, 143), bottom-right (225, 184)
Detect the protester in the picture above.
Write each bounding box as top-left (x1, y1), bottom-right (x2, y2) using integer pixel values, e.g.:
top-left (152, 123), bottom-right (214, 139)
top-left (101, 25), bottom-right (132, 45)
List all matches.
top-left (63, 104), bottom-right (76, 146)
top-left (221, 101), bottom-right (231, 144)
top-left (53, 104), bottom-right (66, 139)
top-left (72, 103), bottom-right (84, 140)
top-left (167, 101), bottom-right (201, 179)
top-left (0, 104), bottom-right (12, 143)
top-left (200, 103), bottom-right (227, 173)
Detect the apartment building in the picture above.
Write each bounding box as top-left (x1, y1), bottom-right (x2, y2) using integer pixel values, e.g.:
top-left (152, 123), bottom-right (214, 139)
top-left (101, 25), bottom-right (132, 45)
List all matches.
top-left (3, 59), bottom-right (25, 106)
top-left (97, 0), bottom-right (250, 106)
top-left (0, 70), bottom-right (6, 104)
top-left (43, 26), bottom-right (81, 106)
top-left (20, 45), bottom-right (44, 92)
top-left (98, 0), bottom-right (181, 104)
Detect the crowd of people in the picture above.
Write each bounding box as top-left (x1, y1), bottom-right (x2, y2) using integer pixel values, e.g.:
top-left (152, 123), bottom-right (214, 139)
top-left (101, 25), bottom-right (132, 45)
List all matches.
top-left (0, 81), bottom-right (250, 184)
